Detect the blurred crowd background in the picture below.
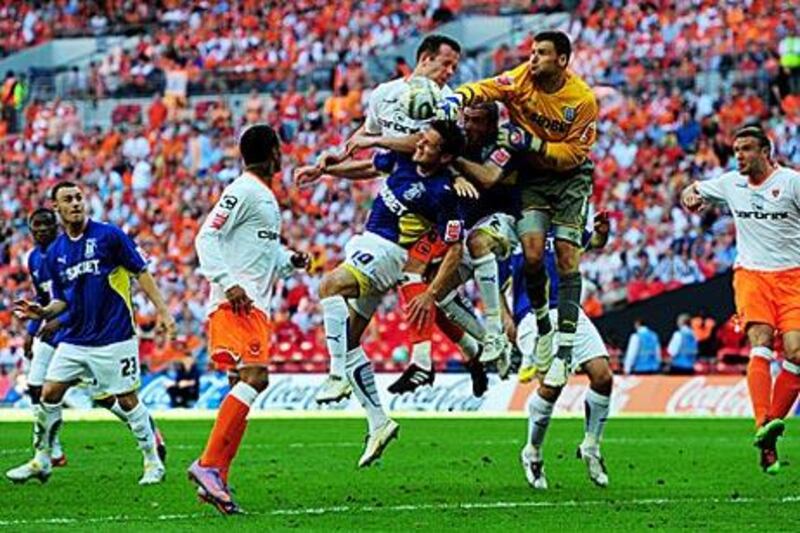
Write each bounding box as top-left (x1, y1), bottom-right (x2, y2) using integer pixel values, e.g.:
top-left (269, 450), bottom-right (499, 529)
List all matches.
top-left (1, 0), bottom-right (799, 403)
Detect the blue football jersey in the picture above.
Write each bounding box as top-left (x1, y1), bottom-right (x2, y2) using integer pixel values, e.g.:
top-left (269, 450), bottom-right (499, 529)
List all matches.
top-left (26, 245), bottom-right (68, 346)
top-left (367, 151), bottom-right (464, 247)
top-left (458, 142), bottom-right (521, 228)
top-left (44, 219), bottom-right (147, 346)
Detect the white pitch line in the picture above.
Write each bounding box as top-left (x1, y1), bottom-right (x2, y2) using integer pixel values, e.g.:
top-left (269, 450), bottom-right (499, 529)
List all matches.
top-left (2, 496), bottom-right (800, 526)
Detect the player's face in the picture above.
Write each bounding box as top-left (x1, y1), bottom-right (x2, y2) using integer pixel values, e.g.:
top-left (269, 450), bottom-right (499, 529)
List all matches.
top-left (54, 186), bottom-right (87, 225)
top-left (529, 41), bottom-right (566, 78)
top-left (413, 128), bottom-right (448, 170)
top-left (418, 45), bottom-right (460, 87)
top-left (733, 137), bottom-right (769, 176)
top-left (463, 107), bottom-right (493, 145)
top-left (29, 213), bottom-right (57, 247)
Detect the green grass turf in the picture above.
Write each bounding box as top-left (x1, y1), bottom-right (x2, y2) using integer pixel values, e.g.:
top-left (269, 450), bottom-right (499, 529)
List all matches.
top-left (0, 418), bottom-right (798, 531)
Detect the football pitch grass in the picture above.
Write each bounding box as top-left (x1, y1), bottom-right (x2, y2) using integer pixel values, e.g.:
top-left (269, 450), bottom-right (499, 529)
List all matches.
top-left (0, 417), bottom-right (798, 531)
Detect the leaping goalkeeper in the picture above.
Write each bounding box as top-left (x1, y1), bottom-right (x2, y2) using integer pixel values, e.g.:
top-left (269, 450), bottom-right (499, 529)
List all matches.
top-left (448, 30), bottom-right (598, 378)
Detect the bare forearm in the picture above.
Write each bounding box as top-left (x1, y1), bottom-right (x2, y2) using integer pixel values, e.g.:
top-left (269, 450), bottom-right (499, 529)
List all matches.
top-left (370, 134), bottom-right (421, 154)
top-left (41, 300), bottom-right (67, 320)
top-left (137, 271), bottom-right (169, 313)
top-left (325, 159), bottom-right (382, 180)
top-left (452, 157), bottom-right (502, 189)
top-left (429, 245), bottom-right (463, 299)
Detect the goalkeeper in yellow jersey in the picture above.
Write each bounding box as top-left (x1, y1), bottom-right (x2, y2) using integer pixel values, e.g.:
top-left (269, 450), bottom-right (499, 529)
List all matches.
top-left (449, 30), bottom-right (598, 380)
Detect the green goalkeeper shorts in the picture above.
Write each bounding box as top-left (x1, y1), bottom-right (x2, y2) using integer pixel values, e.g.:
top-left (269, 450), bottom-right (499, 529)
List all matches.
top-left (515, 160), bottom-right (594, 246)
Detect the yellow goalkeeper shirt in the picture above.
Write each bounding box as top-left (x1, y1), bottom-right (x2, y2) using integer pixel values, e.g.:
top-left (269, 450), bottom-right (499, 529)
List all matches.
top-left (458, 63), bottom-right (598, 171)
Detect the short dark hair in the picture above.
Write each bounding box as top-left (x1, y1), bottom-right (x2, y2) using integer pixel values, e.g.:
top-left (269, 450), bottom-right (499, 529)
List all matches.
top-left (51, 180), bottom-right (80, 201)
top-left (416, 34), bottom-right (461, 62)
top-left (428, 120), bottom-right (465, 157)
top-left (239, 123), bottom-right (280, 167)
top-left (468, 101), bottom-right (500, 125)
top-left (534, 30), bottom-right (572, 62)
top-left (734, 125), bottom-right (771, 151)
top-left (28, 207), bottom-right (56, 224)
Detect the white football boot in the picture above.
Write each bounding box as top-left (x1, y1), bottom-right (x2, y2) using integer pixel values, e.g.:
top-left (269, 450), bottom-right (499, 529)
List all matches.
top-left (578, 445), bottom-right (609, 487)
top-left (139, 459), bottom-right (166, 485)
top-left (315, 375), bottom-right (353, 404)
top-left (358, 419), bottom-right (400, 468)
top-left (6, 458), bottom-right (51, 484)
top-left (520, 447), bottom-right (548, 490)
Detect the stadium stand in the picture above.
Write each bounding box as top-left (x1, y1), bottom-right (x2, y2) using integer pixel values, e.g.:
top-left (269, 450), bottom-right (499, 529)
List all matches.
top-left (0, 0), bottom-right (799, 402)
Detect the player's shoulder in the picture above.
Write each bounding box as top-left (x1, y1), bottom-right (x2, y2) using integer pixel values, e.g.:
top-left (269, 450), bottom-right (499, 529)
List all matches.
top-left (90, 219), bottom-right (125, 239)
top-left (775, 166), bottom-right (800, 181)
top-left (565, 70), bottom-right (597, 104)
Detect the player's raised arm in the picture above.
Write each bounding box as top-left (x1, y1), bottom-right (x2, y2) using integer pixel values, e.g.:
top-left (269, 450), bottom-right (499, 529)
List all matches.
top-left (455, 63), bottom-right (528, 108)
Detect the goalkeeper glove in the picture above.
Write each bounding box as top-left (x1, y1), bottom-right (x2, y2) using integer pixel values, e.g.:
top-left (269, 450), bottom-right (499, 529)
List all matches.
top-left (497, 123), bottom-right (544, 154)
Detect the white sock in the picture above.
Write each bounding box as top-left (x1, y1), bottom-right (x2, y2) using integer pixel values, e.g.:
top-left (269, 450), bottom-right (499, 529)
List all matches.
top-left (437, 290), bottom-right (486, 341)
top-left (321, 295), bottom-right (349, 378)
top-left (345, 346), bottom-right (388, 434)
top-left (458, 333), bottom-right (480, 360)
top-left (106, 399), bottom-right (128, 422)
top-left (527, 393), bottom-right (554, 450)
top-left (582, 389), bottom-right (610, 451)
top-left (473, 253), bottom-right (503, 334)
top-left (230, 381), bottom-right (258, 406)
top-left (411, 341), bottom-right (432, 370)
top-left (124, 402), bottom-right (160, 464)
top-left (34, 402), bottom-right (62, 466)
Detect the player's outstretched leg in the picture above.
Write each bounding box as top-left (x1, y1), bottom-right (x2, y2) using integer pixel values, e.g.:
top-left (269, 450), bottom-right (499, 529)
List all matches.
top-left (317, 268), bottom-right (357, 404)
top-left (435, 311), bottom-right (488, 397)
top-left (6, 381), bottom-right (70, 484)
top-left (576, 358), bottom-right (612, 487)
top-left (521, 388), bottom-right (557, 490)
top-left (745, 329), bottom-right (778, 472)
top-left (318, 295), bottom-right (353, 403)
top-left (389, 274), bottom-right (436, 393)
top-left (95, 395), bottom-right (167, 463)
top-left (27, 341), bottom-right (67, 467)
top-left (520, 231), bottom-right (554, 373)
top-left (189, 367), bottom-right (265, 515)
top-left (116, 392), bottom-right (165, 485)
top-left (757, 349), bottom-right (800, 474)
top-left (346, 346), bottom-right (399, 467)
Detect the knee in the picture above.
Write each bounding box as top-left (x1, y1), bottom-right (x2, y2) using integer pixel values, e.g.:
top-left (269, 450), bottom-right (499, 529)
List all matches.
top-left (28, 386), bottom-right (42, 405)
top-left (467, 231), bottom-right (492, 259)
top-left (555, 243), bottom-right (581, 275)
top-left (240, 367), bottom-right (269, 392)
top-left (747, 325), bottom-right (774, 348)
top-left (116, 392), bottom-right (139, 411)
top-left (589, 367), bottom-right (613, 396)
top-left (94, 395), bottom-right (116, 409)
top-left (319, 273), bottom-right (339, 299)
top-left (41, 382), bottom-right (66, 405)
top-left (537, 384), bottom-right (561, 403)
top-left (522, 242), bottom-right (544, 269)
top-left (783, 339), bottom-right (800, 364)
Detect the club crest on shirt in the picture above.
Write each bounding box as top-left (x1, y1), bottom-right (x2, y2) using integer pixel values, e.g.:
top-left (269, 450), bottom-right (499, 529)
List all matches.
top-left (771, 188), bottom-right (781, 199)
top-left (562, 106), bottom-right (576, 123)
top-left (403, 182), bottom-right (425, 201)
top-left (84, 239), bottom-right (97, 259)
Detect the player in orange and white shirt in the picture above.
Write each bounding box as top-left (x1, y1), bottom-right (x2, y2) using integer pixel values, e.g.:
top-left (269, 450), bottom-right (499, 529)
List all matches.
top-left (188, 124), bottom-right (310, 514)
top-left (682, 125), bottom-right (800, 475)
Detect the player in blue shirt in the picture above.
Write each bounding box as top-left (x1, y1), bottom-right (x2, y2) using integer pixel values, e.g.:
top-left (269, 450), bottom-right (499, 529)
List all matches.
top-left (499, 212), bottom-right (614, 491)
top-left (20, 208), bottom-right (69, 467)
top-left (297, 121), bottom-right (467, 467)
top-left (8, 181), bottom-right (176, 486)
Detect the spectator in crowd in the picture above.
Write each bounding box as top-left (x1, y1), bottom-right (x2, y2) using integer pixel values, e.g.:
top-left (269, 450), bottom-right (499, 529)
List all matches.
top-left (666, 313), bottom-right (699, 375)
top-left (165, 351), bottom-right (201, 409)
top-left (691, 309), bottom-right (717, 358)
top-left (624, 319), bottom-right (662, 375)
